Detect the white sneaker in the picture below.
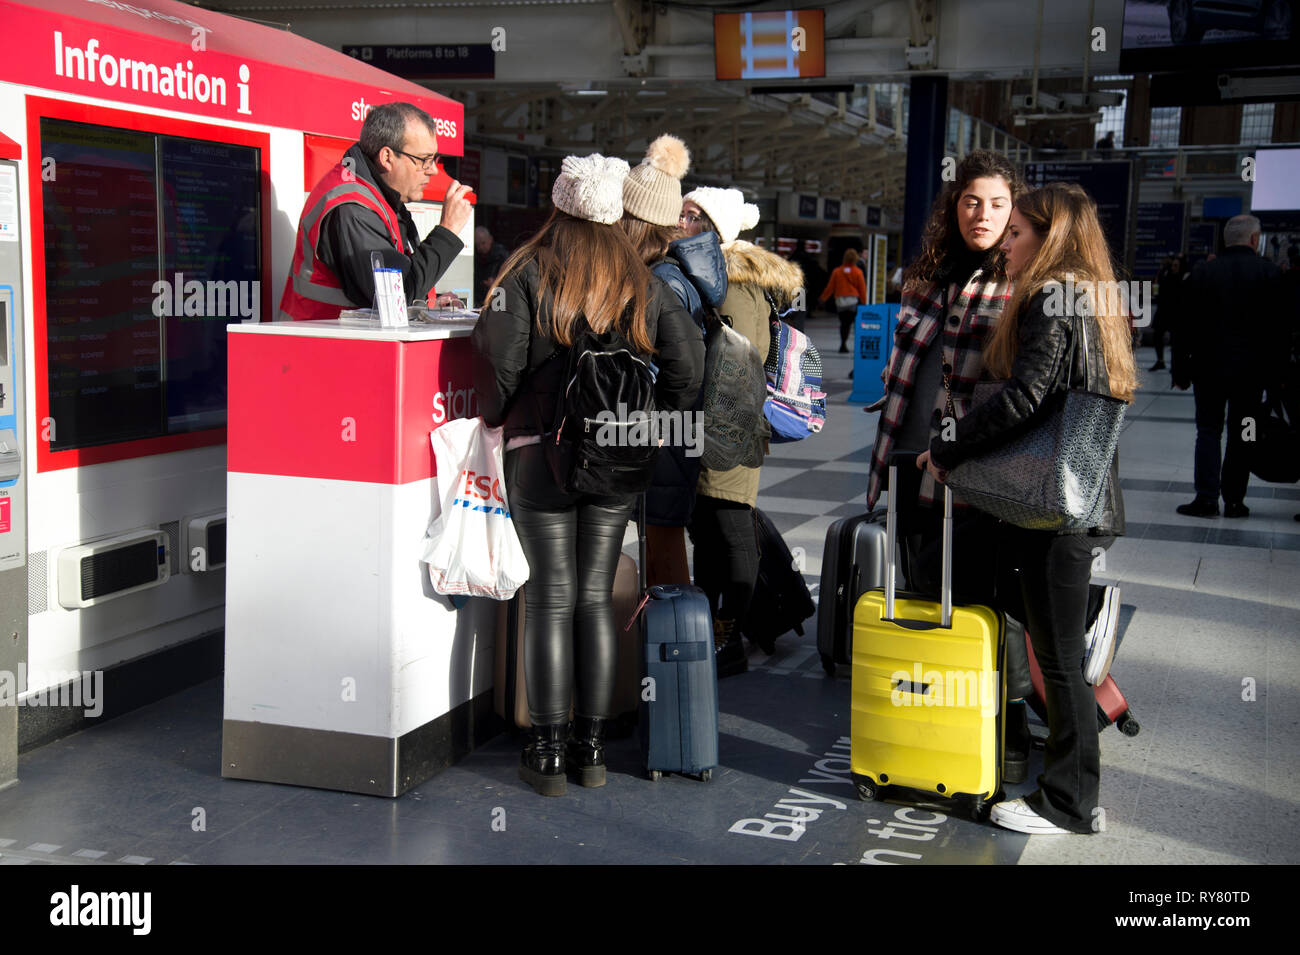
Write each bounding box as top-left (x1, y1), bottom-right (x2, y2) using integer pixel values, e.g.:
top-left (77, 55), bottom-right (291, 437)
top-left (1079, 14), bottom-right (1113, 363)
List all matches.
top-left (989, 797), bottom-right (1073, 835)
top-left (1082, 585), bottom-right (1121, 686)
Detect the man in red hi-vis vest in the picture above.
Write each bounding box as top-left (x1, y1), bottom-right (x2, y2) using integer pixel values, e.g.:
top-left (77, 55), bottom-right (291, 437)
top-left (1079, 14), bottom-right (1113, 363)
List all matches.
top-left (280, 101), bottom-right (474, 320)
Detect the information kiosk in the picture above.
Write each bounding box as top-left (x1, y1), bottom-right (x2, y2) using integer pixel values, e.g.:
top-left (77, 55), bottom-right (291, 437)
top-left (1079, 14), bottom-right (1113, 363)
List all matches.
top-left (0, 0), bottom-right (471, 764)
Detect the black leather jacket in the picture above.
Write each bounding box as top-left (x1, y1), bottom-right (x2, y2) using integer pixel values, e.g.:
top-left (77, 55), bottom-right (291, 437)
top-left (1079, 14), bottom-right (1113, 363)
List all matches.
top-left (471, 260), bottom-right (704, 442)
top-left (929, 289), bottom-right (1126, 537)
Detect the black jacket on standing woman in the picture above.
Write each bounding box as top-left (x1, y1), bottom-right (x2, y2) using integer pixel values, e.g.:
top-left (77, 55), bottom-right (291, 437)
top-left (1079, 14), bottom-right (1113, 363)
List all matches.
top-left (928, 289), bottom-right (1126, 538)
top-left (471, 259), bottom-right (705, 445)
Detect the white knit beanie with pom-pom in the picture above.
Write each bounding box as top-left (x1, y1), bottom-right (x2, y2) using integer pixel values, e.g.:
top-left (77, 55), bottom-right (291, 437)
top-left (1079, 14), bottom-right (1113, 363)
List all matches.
top-left (682, 186), bottom-right (760, 244)
top-left (623, 134), bottom-right (691, 227)
top-left (551, 153), bottom-right (630, 224)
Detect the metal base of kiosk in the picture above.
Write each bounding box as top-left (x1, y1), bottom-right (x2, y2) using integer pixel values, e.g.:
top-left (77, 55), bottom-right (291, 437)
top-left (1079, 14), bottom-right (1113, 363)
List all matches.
top-left (221, 689), bottom-right (499, 798)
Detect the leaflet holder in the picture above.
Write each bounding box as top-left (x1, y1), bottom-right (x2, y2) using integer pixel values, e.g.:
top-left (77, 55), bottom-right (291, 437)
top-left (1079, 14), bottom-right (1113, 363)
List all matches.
top-left (371, 250), bottom-right (408, 328)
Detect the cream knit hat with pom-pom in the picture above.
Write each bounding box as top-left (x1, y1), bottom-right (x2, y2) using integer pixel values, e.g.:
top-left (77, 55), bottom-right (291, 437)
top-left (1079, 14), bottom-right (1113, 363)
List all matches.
top-left (623, 134), bottom-right (691, 227)
top-left (682, 186), bottom-right (760, 244)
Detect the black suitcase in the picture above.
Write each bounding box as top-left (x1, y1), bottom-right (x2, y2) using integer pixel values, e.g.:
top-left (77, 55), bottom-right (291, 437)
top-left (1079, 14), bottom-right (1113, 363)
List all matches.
top-left (816, 509), bottom-right (889, 675)
top-left (739, 507), bottom-right (816, 654)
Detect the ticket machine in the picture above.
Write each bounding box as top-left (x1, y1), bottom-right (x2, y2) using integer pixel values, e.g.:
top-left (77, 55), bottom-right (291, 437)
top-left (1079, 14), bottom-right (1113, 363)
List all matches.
top-left (0, 153), bottom-right (26, 789)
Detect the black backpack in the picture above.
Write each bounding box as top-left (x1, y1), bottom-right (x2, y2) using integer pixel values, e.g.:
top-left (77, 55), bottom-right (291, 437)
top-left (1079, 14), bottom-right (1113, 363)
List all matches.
top-left (543, 326), bottom-right (661, 496)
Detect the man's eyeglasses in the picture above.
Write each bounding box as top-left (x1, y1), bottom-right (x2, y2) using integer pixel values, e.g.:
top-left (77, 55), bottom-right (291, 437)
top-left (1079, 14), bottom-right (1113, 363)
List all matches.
top-left (397, 150), bottom-right (439, 172)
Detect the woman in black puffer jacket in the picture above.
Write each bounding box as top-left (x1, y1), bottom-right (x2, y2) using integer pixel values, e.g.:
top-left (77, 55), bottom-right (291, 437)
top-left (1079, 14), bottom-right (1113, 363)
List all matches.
top-left (471, 154), bottom-right (703, 797)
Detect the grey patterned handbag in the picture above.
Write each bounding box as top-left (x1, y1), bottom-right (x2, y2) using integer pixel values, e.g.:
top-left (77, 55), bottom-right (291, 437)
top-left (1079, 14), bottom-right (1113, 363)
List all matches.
top-left (700, 311), bottom-right (769, 471)
top-left (945, 313), bottom-right (1126, 531)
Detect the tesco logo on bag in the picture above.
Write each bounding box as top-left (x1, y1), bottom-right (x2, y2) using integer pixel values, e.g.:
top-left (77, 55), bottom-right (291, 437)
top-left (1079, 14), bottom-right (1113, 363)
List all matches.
top-left (462, 469), bottom-right (505, 503)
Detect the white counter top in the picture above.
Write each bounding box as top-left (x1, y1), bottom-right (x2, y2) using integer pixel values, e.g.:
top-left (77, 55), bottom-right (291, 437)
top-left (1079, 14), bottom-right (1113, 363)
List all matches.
top-left (228, 318), bottom-right (476, 342)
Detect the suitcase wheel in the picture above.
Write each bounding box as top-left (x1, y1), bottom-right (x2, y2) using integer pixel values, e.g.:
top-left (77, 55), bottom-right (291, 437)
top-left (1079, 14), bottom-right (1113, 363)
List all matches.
top-left (700, 769), bottom-right (713, 782)
top-left (821, 654), bottom-right (836, 677)
top-left (649, 770), bottom-right (662, 782)
top-left (965, 795), bottom-right (994, 824)
top-left (1118, 713), bottom-right (1140, 737)
top-left (854, 778), bottom-right (879, 802)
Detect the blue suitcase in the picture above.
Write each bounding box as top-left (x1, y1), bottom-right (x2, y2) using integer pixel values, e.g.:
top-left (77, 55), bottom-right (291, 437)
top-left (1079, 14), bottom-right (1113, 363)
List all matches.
top-left (635, 502), bottom-right (718, 781)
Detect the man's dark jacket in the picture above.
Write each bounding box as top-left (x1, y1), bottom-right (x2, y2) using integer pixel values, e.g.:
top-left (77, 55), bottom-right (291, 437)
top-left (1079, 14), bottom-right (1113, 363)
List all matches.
top-left (1172, 245), bottom-right (1284, 387)
top-left (317, 143), bottom-right (464, 306)
top-left (475, 241), bottom-right (510, 304)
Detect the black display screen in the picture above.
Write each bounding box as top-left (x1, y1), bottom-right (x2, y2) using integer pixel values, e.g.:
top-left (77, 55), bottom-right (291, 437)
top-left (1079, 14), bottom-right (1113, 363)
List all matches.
top-left (41, 118), bottom-right (261, 452)
top-left (1024, 161), bottom-right (1134, 267)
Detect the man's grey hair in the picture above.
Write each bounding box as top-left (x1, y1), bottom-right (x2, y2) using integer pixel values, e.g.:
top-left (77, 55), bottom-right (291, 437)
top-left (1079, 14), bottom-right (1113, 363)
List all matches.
top-left (1223, 214), bottom-right (1261, 248)
top-left (359, 103), bottom-right (437, 159)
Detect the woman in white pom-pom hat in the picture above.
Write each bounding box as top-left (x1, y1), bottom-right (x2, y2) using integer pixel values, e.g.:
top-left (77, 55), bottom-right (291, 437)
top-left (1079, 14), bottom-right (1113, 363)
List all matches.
top-left (618, 135), bottom-right (730, 590)
top-left (471, 153), bottom-right (704, 796)
top-left (678, 186), bottom-right (805, 676)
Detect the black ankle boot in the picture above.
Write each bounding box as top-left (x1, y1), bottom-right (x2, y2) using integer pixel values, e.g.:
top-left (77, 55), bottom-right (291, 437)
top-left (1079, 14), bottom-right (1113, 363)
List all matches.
top-left (519, 723), bottom-right (566, 796)
top-left (566, 716), bottom-right (607, 788)
top-left (713, 618), bottom-right (748, 679)
top-left (1004, 700), bottom-right (1029, 784)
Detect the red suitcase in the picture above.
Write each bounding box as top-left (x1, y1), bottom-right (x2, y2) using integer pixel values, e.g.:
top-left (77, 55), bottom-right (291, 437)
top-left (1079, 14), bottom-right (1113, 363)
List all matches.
top-left (1024, 629), bottom-right (1140, 737)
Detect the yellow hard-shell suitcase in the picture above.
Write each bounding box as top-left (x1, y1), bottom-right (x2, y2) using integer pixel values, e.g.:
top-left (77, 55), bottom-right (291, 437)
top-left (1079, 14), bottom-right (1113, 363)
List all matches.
top-left (850, 466), bottom-right (1006, 821)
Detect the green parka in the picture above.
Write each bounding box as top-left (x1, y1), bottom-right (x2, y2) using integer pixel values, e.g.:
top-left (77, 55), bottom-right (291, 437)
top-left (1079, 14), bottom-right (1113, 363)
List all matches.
top-left (696, 239), bottom-right (805, 507)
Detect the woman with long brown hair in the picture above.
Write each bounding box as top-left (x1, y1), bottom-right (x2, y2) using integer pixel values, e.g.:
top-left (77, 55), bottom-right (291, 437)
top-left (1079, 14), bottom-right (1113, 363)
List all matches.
top-left (867, 149), bottom-right (1035, 782)
top-left (471, 154), bottom-right (704, 796)
top-left (918, 181), bottom-right (1136, 834)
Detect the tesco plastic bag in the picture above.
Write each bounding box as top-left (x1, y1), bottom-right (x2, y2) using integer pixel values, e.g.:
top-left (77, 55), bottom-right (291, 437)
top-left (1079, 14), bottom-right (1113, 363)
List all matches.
top-left (423, 417), bottom-right (529, 600)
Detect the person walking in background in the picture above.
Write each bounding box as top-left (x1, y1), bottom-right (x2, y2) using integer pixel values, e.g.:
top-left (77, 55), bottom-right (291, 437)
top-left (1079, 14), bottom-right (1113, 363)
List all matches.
top-left (679, 186), bottom-right (802, 676)
top-left (1172, 214), bottom-right (1285, 518)
top-left (471, 154), bottom-right (704, 795)
top-left (820, 247), bottom-right (868, 353)
top-left (1149, 254), bottom-right (1186, 371)
top-left (920, 182), bottom-right (1137, 834)
top-left (617, 134), bottom-right (728, 586)
top-left (474, 226), bottom-right (509, 307)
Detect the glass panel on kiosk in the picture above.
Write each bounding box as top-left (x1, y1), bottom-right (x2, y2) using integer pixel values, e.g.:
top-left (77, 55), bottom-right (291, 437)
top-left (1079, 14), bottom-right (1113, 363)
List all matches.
top-left (41, 121), bottom-right (161, 450)
top-left (158, 138), bottom-right (261, 434)
top-left (39, 118), bottom-right (262, 452)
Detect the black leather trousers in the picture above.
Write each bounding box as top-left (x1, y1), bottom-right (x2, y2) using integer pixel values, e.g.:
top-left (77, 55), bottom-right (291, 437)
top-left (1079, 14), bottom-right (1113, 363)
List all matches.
top-left (504, 444), bottom-right (635, 725)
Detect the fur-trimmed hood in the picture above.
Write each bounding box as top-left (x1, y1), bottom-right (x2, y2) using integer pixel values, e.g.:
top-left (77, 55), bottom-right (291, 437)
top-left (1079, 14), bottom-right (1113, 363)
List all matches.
top-left (722, 239), bottom-right (805, 308)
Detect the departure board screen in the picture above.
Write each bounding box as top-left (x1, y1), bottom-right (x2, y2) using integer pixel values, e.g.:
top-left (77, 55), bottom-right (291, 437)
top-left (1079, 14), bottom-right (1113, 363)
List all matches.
top-left (160, 138), bottom-right (261, 434)
top-left (40, 118), bottom-right (261, 452)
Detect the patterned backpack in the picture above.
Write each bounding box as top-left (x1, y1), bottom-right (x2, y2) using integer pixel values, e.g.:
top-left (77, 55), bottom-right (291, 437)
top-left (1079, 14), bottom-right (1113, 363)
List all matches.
top-left (763, 297), bottom-right (827, 442)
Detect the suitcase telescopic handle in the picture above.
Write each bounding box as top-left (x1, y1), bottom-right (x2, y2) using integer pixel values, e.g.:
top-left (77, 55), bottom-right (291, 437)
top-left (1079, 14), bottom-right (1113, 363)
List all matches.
top-left (884, 462), bottom-right (953, 629)
top-left (637, 494), bottom-right (648, 594)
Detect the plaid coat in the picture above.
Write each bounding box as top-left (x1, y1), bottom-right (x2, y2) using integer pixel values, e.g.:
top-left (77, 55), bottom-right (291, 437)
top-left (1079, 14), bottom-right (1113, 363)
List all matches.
top-left (866, 269), bottom-right (1012, 509)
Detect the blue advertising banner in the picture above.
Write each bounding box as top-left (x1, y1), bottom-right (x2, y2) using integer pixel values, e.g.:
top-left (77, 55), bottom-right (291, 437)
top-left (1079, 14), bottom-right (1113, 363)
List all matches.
top-left (849, 304), bottom-right (898, 405)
